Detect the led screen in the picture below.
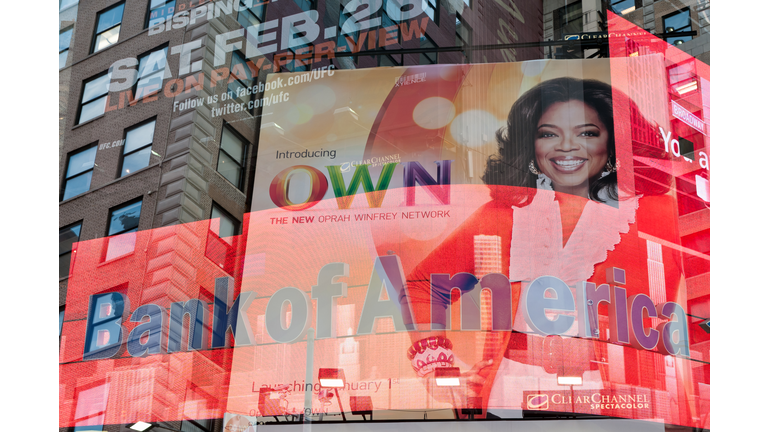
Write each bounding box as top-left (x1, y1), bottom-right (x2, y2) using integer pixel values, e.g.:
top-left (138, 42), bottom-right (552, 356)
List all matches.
top-left (60, 14), bottom-right (709, 429)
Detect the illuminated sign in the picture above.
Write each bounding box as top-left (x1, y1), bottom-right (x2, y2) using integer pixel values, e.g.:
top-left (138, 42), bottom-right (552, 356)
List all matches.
top-left (268, 161), bottom-right (452, 210)
top-left (82, 257), bottom-right (690, 360)
top-left (564, 32), bottom-right (608, 41)
top-left (61, 54), bottom-right (709, 429)
top-left (524, 391), bottom-right (651, 412)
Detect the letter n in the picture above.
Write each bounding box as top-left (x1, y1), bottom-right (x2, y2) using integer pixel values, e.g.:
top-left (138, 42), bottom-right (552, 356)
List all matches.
top-left (211, 277), bottom-right (256, 348)
top-left (403, 160), bottom-right (452, 206)
top-left (168, 299), bottom-right (209, 352)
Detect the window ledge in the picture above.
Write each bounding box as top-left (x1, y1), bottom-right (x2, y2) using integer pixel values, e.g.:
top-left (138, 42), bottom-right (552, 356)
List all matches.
top-left (71, 113), bottom-right (106, 130)
top-left (59, 162), bottom-right (161, 206)
top-left (97, 250), bottom-right (136, 267)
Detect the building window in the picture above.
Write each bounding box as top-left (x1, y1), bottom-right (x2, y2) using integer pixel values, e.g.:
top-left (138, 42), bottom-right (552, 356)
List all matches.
top-left (237, 0), bottom-right (266, 29)
top-left (664, 9), bottom-right (692, 46)
top-left (146, 0), bottom-right (176, 28)
top-left (60, 27), bottom-right (73, 69)
top-left (60, 306), bottom-right (66, 337)
top-left (420, 34), bottom-right (437, 64)
top-left (217, 127), bottom-right (246, 189)
top-left (381, 1), bottom-right (401, 44)
top-left (293, 0), bottom-right (316, 11)
top-left (553, 1), bottom-right (582, 41)
top-left (92, 2), bottom-right (125, 53)
top-left (73, 382), bottom-right (110, 430)
top-left (378, 53), bottom-right (402, 66)
top-left (455, 14), bottom-right (472, 63)
top-left (667, 59), bottom-right (698, 95)
top-left (284, 45), bottom-right (313, 72)
top-left (78, 72), bottom-right (111, 124)
top-left (228, 51), bottom-right (255, 104)
top-left (62, 144), bottom-right (97, 201)
top-left (105, 199), bottom-right (142, 261)
top-left (210, 204), bottom-right (239, 244)
top-left (134, 46), bottom-right (168, 100)
top-left (60, 222), bottom-right (82, 279)
top-left (610, 0), bottom-right (642, 15)
top-left (60, 0), bottom-right (78, 11)
top-left (120, 119), bottom-right (156, 177)
top-left (338, 4), bottom-right (360, 56)
top-left (422, 0), bottom-right (437, 23)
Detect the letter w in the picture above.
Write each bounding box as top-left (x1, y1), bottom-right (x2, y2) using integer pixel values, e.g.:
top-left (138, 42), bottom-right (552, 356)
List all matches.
top-left (326, 163), bottom-right (398, 209)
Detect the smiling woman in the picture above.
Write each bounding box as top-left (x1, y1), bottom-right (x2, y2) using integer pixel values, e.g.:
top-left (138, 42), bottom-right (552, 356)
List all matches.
top-left (403, 75), bottom-right (682, 417)
top-left (483, 77), bottom-right (618, 205)
top-left (534, 99), bottom-right (610, 198)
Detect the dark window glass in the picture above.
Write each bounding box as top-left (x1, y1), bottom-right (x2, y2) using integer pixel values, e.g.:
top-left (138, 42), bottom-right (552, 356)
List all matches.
top-left (293, 0), bottom-right (315, 11)
top-left (120, 120), bottom-right (156, 177)
top-left (379, 53), bottom-right (401, 66)
top-left (237, 0), bottom-right (267, 29)
top-left (228, 51), bottom-right (255, 104)
top-left (60, 27), bottom-right (73, 69)
top-left (147, 0), bottom-right (176, 28)
top-left (78, 73), bottom-right (111, 124)
top-left (217, 127), bottom-right (246, 189)
top-left (92, 3), bottom-right (124, 53)
top-left (181, 419), bottom-right (214, 432)
top-left (62, 145), bottom-right (97, 201)
top-left (211, 204), bottom-right (239, 244)
top-left (420, 34), bottom-right (437, 64)
top-left (554, 2), bottom-right (582, 40)
top-left (105, 200), bottom-right (142, 260)
top-left (59, 223), bottom-right (82, 278)
top-left (664, 9), bottom-right (692, 45)
top-left (135, 47), bottom-right (168, 100)
top-left (60, 307), bottom-right (66, 336)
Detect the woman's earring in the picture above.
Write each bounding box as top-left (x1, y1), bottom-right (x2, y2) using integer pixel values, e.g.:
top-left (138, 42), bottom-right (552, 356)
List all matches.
top-left (605, 158), bottom-right (618, 173)
top-left (529, 160), bottom-right (541, 175)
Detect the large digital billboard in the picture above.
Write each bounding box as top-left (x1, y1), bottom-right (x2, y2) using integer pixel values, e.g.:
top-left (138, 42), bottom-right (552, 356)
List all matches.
top-left (60, 16), bottom-right (709, 429)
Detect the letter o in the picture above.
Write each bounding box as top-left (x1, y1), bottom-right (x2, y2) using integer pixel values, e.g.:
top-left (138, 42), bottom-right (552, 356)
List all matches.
top-left (671, 139), bottom-right (681, 157)
top-left (164, 79), bottom-right (184, 98)
top-left (265, 287), bottom-right (310, 343)
top-left (269, 165), bottom-right (328, 210)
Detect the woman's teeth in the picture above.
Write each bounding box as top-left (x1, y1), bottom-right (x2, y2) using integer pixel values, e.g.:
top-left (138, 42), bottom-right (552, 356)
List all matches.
top-left (553, 159), bottom-right (586, 169)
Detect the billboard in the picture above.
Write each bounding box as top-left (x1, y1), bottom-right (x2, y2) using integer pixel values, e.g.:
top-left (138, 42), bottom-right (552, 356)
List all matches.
top-left (60, 34), bottom-right (709, 430)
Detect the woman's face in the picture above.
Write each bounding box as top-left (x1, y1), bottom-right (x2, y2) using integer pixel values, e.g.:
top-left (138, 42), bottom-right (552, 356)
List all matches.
top-left (534, 99), bottom-right (610, 197)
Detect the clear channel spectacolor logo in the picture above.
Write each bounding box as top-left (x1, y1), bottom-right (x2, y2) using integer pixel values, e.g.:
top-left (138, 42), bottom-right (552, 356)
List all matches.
top-left (527, 394), bottom-right (549, 410)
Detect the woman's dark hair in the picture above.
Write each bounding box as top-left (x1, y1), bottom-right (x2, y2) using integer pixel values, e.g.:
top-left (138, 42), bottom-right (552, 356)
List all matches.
top-left (482, 77), bottom-right (617, 205)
